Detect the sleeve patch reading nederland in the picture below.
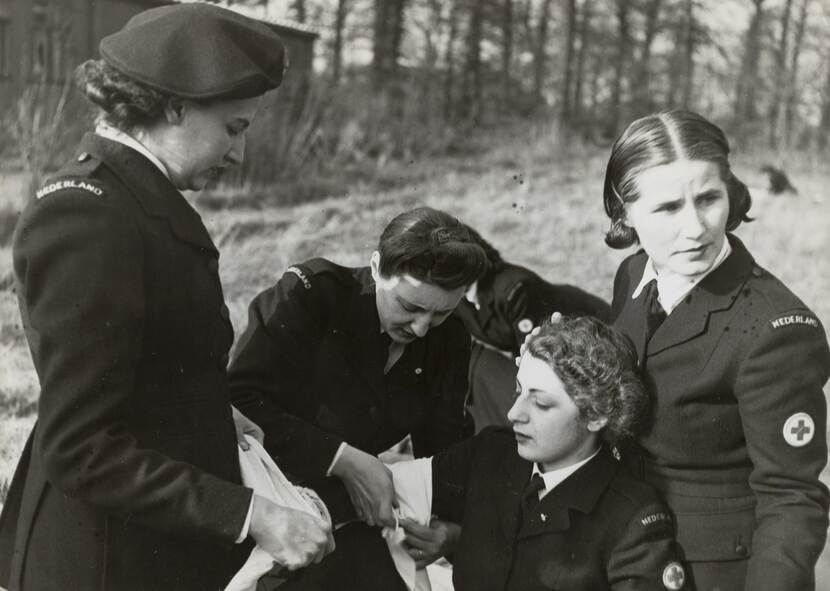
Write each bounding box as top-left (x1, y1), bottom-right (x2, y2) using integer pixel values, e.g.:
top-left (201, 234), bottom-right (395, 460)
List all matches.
top-left (517, 318), bottom-right (534, 333)
top-left (662, 562), bottom-right (686, 590)
top-left (36, 179), bottom-right (104, 199)
top-left (770, 314), bottom-right (819, 329)
top-left (287, 266), bottom-right (312, 290)
top-left (783, 412), bottom-right (815, 447)
top-left (640, 511), bottom-right (672, 528)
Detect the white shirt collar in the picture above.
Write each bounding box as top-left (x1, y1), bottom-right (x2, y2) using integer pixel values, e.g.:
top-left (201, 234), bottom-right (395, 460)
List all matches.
top-left (95, 123), bottom-right (170, 180)
top-left (531, 446), bottom-right (601, 500)
top-left (464, 281), bottom-right (480, 310)
top-left (631, 239), bottom-right (732, 314)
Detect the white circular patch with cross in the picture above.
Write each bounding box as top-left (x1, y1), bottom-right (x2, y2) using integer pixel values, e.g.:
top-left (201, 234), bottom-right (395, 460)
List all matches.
top-left (783, 412), bottom-right (815, 447)
top-left (662, 562), bottom-right (685, 590)
top-left (517, 318), bottom-right (534, 333)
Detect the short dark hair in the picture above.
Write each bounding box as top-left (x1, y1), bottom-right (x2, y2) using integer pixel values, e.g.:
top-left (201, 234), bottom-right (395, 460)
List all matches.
top-left (526, 316), bottom-right (648, 445)
top-left (377, 207), bottom-right (487, 289)
top-left (74, 59), bottom-right (170, 131)
top-left (602, 109), bottom-right (753, 249)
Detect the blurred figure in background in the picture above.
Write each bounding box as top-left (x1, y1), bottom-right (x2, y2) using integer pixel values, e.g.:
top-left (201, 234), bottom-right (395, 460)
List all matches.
top-left (455, 226), bottom-right (610, 430)
top-left (604, 109), bottom-right (830, 590)
top-left (0, 5), bottom-right (332, 591)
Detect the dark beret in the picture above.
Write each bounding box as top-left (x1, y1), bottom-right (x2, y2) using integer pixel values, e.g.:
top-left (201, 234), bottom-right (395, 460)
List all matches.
top-left (100, 3), bottom-right (286, 100)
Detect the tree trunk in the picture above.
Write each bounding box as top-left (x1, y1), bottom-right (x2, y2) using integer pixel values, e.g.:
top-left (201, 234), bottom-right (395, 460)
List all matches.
top-left (533, 0), bottom-right (554, 104)
top-left (767, 0), bottom-right (793, 147)
top-left (572, 0), bottom-right (592, 124)
top-left (292, 0), bottom-right (307, 23)
top-left (560, 0), bottom-right (577, 123)
top-left (633, 0), bottom-right (662, 112)
top-left (502, 0), bottom-right (514, 108)
top-left (372, 0), bottom-right (408, 88)
top-left (607, 0), bottom-right (631, 137)
top-left (680, 0), bottom-right (696, 108)
top-left (443, 0), bottom-right (460, 119)
top-left (332, 0), bottom-right (350, 84)
top-left (734, 0), bottom-right (766, 125)
top-left (784, 0), bottom-right (810, 147)
top-left (819, 56), bottom-right (830, 150)
top-left (462, 0), bottom-right (486, 121)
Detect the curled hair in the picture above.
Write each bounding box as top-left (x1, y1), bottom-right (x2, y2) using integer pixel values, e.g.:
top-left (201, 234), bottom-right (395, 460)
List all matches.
top-left (74, 59), bottom-right (169, 131)
top-left (602, 109), bottom-right (753, 249)
top-left (526, 316), bottom-right (649, 446)
top-left (463, 224), bottom-right (504, 282)
top-left (378, 207), bottom-right (488, 289)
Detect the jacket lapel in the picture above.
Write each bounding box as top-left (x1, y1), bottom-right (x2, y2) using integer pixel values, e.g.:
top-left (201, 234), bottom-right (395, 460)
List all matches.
top-left (497, 452), bottom-right (532, 542)
top-left (516, 447), bottom-right (618, 541)
top-left (339, 278), bottom-right (386, 399)
top-left (81, 134), bottom-right (218, 256)
top-left (613, 255), bottom-right (650, 367)
top-left (647, 236), bottom-right (754, 356)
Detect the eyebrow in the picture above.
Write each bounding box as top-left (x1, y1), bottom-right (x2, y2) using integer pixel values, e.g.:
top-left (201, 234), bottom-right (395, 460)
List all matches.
top-left (397, 296), bottom-right (455, 315)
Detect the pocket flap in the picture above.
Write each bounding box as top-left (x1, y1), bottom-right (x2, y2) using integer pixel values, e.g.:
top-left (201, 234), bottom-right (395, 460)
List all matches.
top-left (675, 504), bottom-right (755, 562)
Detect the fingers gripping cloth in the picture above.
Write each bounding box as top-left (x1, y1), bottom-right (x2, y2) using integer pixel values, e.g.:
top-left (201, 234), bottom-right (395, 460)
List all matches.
top-left (225, 435), bottom-right (332, 591)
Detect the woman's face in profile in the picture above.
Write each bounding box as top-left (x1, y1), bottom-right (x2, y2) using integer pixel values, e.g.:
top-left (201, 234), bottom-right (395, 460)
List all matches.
top-left (624, 159), bottom-right (729, 277)
top-left (508, 354), bottom-right (600, 472)
top-left (160, 95), bottom-right (263, 191)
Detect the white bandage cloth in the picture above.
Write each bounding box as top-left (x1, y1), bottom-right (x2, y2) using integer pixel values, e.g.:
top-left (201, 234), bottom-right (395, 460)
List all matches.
top-left (225, 435), bottom-right (332, 591)
top-left (382, 458), bottom-right (434, 591)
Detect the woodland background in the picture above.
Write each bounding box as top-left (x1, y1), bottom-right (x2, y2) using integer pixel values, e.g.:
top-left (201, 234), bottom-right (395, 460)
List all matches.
top-left (1, 0), bottom-right (830, 586)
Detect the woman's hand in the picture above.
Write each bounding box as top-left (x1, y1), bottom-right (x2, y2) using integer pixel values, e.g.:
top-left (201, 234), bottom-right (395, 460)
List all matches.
top-left (231, 405), bottom-right (265, 450)
top-left (517, 311), bottom-right (563, 365)
top-left (330, 444), bottom-right (397, 527)
top-left (249, 495), bottom-right (334, 570)
top-left (400, 518), bottom-right (461, 569)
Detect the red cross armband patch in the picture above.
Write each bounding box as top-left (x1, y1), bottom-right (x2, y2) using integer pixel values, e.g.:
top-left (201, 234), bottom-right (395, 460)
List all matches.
top-left (783, 412), bottom-right (815, 447)
top-left (662, 562), bottom-right (686, 590)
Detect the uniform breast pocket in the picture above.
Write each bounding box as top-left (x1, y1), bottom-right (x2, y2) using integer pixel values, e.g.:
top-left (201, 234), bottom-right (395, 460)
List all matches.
top-left (674, 495), bottom-right (756, 562)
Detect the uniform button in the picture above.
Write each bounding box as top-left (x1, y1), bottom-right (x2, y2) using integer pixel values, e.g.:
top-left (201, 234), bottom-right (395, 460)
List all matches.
top-left (77, 152), bottom-right (90, 162)
top-left (735, 544), bottom-right (748, 557)
top-left (751, 267), bottom-right (762, 278)
top-left (207, 259), bottom-right (219, 273)
top-left (218, 353), bottom-right (230, 370)
top-left (220, 305), bottom-right (230, 320)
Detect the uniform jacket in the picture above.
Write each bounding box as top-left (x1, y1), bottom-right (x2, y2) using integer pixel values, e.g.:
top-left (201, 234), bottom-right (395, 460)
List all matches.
top-left (432, 428), bottom-right (686, 591)
top-left (0, 134), bottom-right (252, 591)
top-left (454, 262), bottom-right (610, 356)
top-left (228, 260), bottom-right (473, 515)
top-left (612, 235), bottom-right (830, 590)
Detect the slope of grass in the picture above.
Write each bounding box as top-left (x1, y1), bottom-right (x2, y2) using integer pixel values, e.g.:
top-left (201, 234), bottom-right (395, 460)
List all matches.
top-left (0, 125), bottom-right (829, 585)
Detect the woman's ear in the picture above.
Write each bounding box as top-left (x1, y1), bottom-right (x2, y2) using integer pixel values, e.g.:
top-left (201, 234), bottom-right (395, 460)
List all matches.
top-left (586, 416), bottom-right (608, 433)
top-left (369, 251), bottom-right (381, 282)
top-left (164, 98), bottom-right (186, 124)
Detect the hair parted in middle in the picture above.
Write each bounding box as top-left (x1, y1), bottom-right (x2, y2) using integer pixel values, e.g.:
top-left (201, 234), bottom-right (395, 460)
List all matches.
top-left (525, 316), bottom-right (649, 445)
top-left (377, 207), bottom-right (488, 290)
top-left (602, 109), bottom-right (753, 249)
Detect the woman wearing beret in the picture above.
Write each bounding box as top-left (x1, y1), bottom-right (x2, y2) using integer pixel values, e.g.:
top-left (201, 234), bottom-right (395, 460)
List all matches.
top-left (455, 226), bottom-right (609, 430)
top-left (603, 110), bottom-right (830, 590)
top-left (0, 5), bottom-right (331, 591)
top-left (228, 207), bottom-right (486, 587)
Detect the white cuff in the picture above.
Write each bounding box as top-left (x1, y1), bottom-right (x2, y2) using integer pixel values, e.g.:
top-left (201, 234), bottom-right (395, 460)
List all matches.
top-left (235, 494), bottom-right (255, 543)
top-left (326, 442), bottom-right (348, 477)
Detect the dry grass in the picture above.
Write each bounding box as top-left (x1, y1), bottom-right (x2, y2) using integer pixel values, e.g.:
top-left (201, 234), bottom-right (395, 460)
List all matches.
top-left (1, 124), bottom-right (829, 585)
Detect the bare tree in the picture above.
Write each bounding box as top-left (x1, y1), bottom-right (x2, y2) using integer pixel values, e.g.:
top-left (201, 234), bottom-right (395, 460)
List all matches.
top-left (443, 0), bottom-right (461, 119)
top-left (291, 0), bottom-right (307, 23)
top-left (332, 0), bottom-right (351, 84)
top-left (819, 54), bottom-right (830, 150)
top-left (784, 0), bottom-right (811, 147)
top-left (767, 0), bottom-right (794, 146)
top-left (372, 0), bottom-right (408, 87)
top-left (560, 0), bottom-right (578, 122)
top-left (533, 0), bottom-right (555, 103)
top-left (680, 0), bottom-right (696, 108)
top-left (607, 0), bottom-right (631, 136)
top-left (502, 0), bottom-right (514, 107)
top-left (572, 0), bottom-right (593, 125)
top-left (633, 0), bottom-right (662, 112)
top-left (462, 0), bottom-right (487, 120)
top-left (734, 0), bottom-right (766, 125)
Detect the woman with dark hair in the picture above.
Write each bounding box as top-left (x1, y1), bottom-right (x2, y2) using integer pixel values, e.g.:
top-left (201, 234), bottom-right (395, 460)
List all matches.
top-left (0, 5), bottom-right (332, 591)
top-left (228, 206), bottom-right (485, 577)
top-left (399, 316), bottom-right (684, 591)
top-left (456, 226), bottom-right (610, 430)
top-left (603, 110), bottom-right (830, 590)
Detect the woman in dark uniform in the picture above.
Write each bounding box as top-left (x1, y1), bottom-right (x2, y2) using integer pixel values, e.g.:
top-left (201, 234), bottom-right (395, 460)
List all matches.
top-left (228, 207), bottom-right (486, 585)
top-left (455, 226), bottom-right (610, 430)
top-left (603, 110), bottom-right (830, 590)
top-left (0, 6), bottom-right (331, 591)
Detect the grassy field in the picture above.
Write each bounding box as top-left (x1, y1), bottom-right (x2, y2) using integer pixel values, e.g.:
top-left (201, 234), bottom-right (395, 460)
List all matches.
top-left (1, 124), bottom-right (829, 585)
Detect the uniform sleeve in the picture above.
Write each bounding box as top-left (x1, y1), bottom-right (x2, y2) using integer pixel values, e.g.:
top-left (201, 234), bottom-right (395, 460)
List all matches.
top-left (430, 429), bottom-right (492, 524)
top-left (735, 311), bottom-right (830, 590)
top-left (607, 503), bottom-right (687, 591)
top-left (502, 280), bottom-right (534, 354)
top-left (18, 190), bottom-right (251, 544)
top-left (228, 269), bottom-right (345, 480)
top-left (410, 318), bottom-right (474, 458)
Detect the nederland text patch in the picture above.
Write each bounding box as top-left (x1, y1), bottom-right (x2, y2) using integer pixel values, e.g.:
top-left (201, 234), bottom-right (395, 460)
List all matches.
top-left (770, 314), bottom-right (819, 329)
top-left (36, 180), bottom-right (104, 199)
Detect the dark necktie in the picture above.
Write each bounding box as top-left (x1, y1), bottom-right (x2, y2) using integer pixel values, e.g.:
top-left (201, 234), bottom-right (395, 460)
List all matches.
top-left (643, 279), bottom-right (667, 346)
top-left (520, 473), bottom-right (546, 527)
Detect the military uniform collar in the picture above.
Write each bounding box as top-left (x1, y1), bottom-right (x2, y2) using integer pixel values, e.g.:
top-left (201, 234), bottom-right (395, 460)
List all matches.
top-left (79, 133), bottom-right (218, 255)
